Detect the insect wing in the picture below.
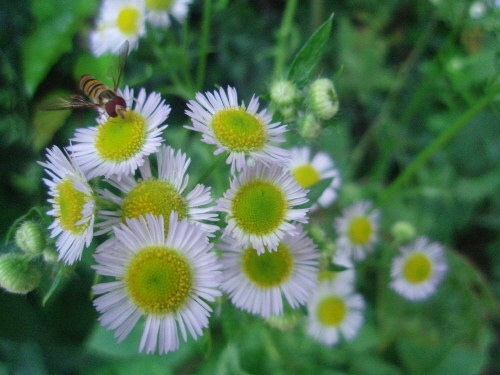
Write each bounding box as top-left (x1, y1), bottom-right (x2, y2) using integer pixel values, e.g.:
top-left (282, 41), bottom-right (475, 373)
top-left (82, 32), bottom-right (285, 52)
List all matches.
top-left (38, 95), bottom-right (98, 111)
top-left (108, 40), bottom-right (129, 92)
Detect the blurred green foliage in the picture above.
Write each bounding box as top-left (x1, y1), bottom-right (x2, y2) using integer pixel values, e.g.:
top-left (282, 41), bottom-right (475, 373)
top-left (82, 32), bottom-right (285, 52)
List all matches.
top-left (0, 0), bottom-right (499, 373)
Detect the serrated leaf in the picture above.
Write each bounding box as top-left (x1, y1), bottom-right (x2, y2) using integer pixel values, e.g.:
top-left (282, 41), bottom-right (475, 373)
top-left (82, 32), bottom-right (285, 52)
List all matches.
top-left (287, 14), bottom-right (333, 88)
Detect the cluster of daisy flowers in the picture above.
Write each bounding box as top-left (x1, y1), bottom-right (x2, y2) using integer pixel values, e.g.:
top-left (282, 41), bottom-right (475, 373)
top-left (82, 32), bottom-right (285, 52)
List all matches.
top-left (90, 0), bottom-right (194, 56)
top-left (30, 78), bottom-right (451, 355)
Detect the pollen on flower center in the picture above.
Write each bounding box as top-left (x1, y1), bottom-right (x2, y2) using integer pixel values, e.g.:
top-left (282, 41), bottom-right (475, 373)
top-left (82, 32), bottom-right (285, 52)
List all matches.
top-left (242, 243), bottom-right (293, 288)
top-left (117, 6), bottom-right (141, 35)
top-left (211, 108), bottom-right (267, 152)
top-left (54, 178), bottom-right (90, 235)
top-left (232, 179), bottom-right (286, 235)
top-left (403, 252), bottom-right (432, 284)
top-left (124, 246), bottom-right (192, 314)
top-left (347, 216), bottom-right (372, 245)
top-left (292, 164), bottom-right (320, 189)
top-left (95, 111), bottom-right (147, 162)
top-left (121, 179), bottom-right (187, 234)
top-left (317, 295), bottom-right (346, 327)
top-left (145, 0), bottom-right (175, 11)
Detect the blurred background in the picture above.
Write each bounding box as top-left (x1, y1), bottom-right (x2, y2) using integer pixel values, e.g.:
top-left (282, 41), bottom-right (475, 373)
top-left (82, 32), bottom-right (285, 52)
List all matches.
top-left (0, 0), bottom-right (499, 373)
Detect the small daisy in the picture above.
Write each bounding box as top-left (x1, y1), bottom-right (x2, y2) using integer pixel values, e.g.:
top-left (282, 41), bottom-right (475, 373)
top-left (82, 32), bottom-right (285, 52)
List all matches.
top-left (289, 146), bottom-right (341, 211)
top-left (92, 212), bottom-right (221, 354)
top-left (68, 86), bottom-right (169, 180)
top-left (145, 0), bottom-right (193, 28)
top-left (335, 201), bottom-right (380, 262)
top-left (389, 237), bottom-right (448, 301)
top-left (95, 145), bottom-right (218, 237)
top-left (38, 146), bottom-right (96, 264)
top-left (185, 86), bottom-right (290, 174)
top-left (89, 0), bottom-right (146, 56)
top-left (306, 279), bottom-right (365, 346)
top-left (219, 224), bottom-right (320, 318)
top-left (217, 161), bottom-right (309, 254)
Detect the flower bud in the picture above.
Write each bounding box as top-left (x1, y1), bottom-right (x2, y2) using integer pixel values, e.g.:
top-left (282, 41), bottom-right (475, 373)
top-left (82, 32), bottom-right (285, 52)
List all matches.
top-left (0, 253), bottom-right (42, 294)
top-left (308, 78), bottom-right (339, 120)
top-left (299, 112), bottom-right (321, 140)
top-left (270, 80), bottom-right (298, 107)
top-left (15, 221), bottom-right (47, 255)
top-left (266, 310), bottom-right (302, 330)
top-left (43, 246), bottom-right (59, 264)
top-left (391, 221), bottom-right (416, 243)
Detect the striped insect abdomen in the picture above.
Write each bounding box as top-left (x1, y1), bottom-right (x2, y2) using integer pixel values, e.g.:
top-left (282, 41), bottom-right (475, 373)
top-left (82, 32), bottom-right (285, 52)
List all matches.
top-left (79, 75), bottom-right (116, 105)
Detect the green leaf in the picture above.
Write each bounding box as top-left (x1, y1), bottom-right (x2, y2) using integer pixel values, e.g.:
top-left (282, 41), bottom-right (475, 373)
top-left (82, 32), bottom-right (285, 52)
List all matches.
top-left (22, 0), bottom-right (98, 97)
top-left (287, 14), bottom-right (333, 88)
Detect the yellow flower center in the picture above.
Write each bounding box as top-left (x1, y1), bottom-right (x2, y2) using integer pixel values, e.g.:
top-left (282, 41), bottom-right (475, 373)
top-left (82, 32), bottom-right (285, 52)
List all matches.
top-left (125, 246), bottom-right (192, 314)
top-left (95, 111), bottom-right (147, 163)
top-left (54, 178), bottom-right (90, 235)
top-left (317, 295), bottom-right (346, 327)
top-left (117, 6), bottom-right (141, 36)
top-left (211, 108), bottom-right (267, 152)
top-left (347, 216), bottom-right (372, 246)
top-left (145, 0), bottom-right (175, 11)
top-left (232, 179), bottom-right (286, 236)
top-left (292, 164), bottom-right (320, 188)
top-left (403, 252), bottom-right (432, 284)
top-left (242, 243), bottom-right (293, 288)
top-left (121, 179), bottom-right (187, 235)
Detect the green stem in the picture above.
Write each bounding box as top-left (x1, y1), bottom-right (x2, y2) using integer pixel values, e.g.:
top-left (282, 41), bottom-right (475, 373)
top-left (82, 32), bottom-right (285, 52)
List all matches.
top-left (378, 83), bottom-right (500, 206)
top-left (195, 152), bottom-right (227, 186)
top-left (196, 0), bottom-right (213, 91)
top-left (346, 16), bottom-right (438, 181)
top-left (273, 0), bottom-right (298, 79)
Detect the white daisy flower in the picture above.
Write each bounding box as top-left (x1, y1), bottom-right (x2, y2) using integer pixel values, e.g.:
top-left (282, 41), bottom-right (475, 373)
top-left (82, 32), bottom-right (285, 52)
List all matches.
top-left (389, 237), bottom-right (448, 301)
top-left (185, 86), bottom-right (290, 174)
top-left (38, 146), bottom-right (96, 264)
top-left (289, 146), bottom-right (341, 211)
top-left (219, 224), bottom-right (320, 318)
top-left (92, 212), bottom-right (221, 354)
top-left (145, 0), bottom-right (193, 28)
top-left (89, 0), bottom-right (146, 56)
top-left (68, 86), bottom-right (169, 180)
top-left (95, 145), bottom-right (218, 237)
top-left (217, 161), bottom-right (309, 254)
top-left (306, 279), bottom-right (365, 346)
top-left (335, 201), bottom-right (380, 262)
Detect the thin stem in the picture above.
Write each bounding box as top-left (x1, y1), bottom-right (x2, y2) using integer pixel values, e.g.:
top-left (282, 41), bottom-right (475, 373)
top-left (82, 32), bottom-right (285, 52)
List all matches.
top-left (346, 16), bottom-right (438, 181)
top-left (273, 0), bottom-right (298, 79)
top-left (196, 0), bottom-right (212, 92)
top-left (378, 83), bottom-right (500, 206)
top-left (195, 152), bottom-right (227, 186)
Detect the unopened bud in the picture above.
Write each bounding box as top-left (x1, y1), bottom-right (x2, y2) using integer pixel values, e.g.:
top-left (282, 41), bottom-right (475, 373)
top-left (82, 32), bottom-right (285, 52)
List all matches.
top-left (15, 221), bottom-right (47, 255)
top-left (43, 246), bottom-right (59, 264)
top-left (309, 78), bottom-right (339, 120)
top-left (266, 310), bottom-right (302, 330)
top-left (270, 80), bottom-right (298, 107)
top-left (299, 112), bottom-right (321, 140)
top-left (391, 221), bottom-right (416, 243)
top-left (0, 253), bottom-right (42, 294)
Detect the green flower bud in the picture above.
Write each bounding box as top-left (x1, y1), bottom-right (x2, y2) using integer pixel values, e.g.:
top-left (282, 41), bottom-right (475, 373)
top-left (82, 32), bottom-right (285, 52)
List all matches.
top-left (308, 225), bottom-right (326, 244)
top-left (308, 78), bottom-right (339, 120)
top-left (299, 112), bottom-right (321, 140)
top-left (391, 221), bottom-right (417, 243)
top-left (43, 246), bottom-right (59, 264)
top-left (0, 253), bottom-right (42, 294)
top-left (270, 80), bottom-right (298, 107)
top-left (266, 310), bottom-right (302, 330)
top-left (15, 221), bottom-right (47, 255)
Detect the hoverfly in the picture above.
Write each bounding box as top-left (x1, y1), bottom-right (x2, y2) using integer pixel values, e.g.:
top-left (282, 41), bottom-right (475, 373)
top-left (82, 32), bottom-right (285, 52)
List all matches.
top-left (40, 41), bottom-right (129, 119)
